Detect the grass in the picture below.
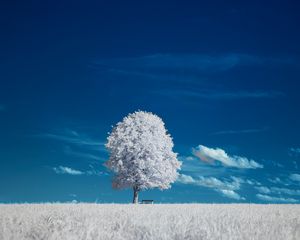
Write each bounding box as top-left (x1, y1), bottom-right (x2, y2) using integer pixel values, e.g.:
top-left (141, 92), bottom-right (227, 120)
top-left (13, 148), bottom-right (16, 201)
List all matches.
top-left (0, 204), bottom-right (300, 240)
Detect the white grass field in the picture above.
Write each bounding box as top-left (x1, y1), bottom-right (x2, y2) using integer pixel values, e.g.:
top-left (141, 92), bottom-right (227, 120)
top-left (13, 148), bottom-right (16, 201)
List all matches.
top-left (0, 204), bottom-right (299, 240)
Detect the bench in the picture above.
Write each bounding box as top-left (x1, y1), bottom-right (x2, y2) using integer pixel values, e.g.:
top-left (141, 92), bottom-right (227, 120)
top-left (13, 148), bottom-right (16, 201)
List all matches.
top-left (141, 200), bottom-right (154, 204)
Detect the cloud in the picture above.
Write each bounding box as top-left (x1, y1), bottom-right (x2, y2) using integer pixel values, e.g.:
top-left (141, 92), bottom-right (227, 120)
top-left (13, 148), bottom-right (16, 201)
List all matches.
top-left (53, 165), bottom-right (107, 176)
top-left (268, 177), bottom-right (284, 184)
top-left (36, 129), bottom-right (106, 163)
top-left (230, 176), bottom-right (261, 186)
top-left (271, 187), bottom-right (300, 196)
top-left (289, 148), bottom-right (300, 157)
top-left (290, 174), bottom-right (300, 182)
top-left (195, 176), bottom-right (241, 191)
top-left (86, 164), bottom-right (109, 176)
top-left (63, 146), bottom-right (105, 162)
top-left (155, 89), bottom-right (284, 100)
top-left (179, 156), bottom-right (198, 161)
top-left (212, 127), bottom-right (269, 135)
top-left (177, 174), bottom-right (195, 184)
top-left (39, 130), bottom-right (105, 151)
top-left (95, 54), bottom-right (296, 78)
top-left (177, 174), bottom-right (244, 200)
top-left (218, 190), bottom-right (242, 200)
top-left (255, 186), bottom-right (271, 194)
top-left (261, 159), bottom-right (284, 168)
top-left (256, 194), bottom-right (298, 203)
top-left (95, 54), bottom-right (286, 102)
top-left (256, 185), bottom-right (300, 196)
top-left (292, 161), bottom-right (298, 170)
top-left (179, 153), bottom-right (228, 177)
top-left (267, 176), bottom-right (298, 186)
top-left (192, 145), bottom-right (263, 169)
top-left (53, 166), bottom-right (84, 175)
top-left (245, 179), bottom-right (261, 185)
top-left (95, 54), bottom-right (244, 75)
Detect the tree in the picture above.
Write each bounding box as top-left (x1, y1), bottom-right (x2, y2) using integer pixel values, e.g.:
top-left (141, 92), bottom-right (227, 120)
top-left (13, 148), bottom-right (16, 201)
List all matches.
top-left (105, 111), bottom-right (181, 203)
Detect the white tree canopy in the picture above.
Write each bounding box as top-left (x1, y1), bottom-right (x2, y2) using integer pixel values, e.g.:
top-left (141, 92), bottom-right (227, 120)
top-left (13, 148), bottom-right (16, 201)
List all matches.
top-left (105, 111), bottom-right (181, 191)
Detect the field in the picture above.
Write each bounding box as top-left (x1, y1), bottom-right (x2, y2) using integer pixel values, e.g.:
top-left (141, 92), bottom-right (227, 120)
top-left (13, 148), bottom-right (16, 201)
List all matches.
top-left (0, 204), bottom-right (300, 240)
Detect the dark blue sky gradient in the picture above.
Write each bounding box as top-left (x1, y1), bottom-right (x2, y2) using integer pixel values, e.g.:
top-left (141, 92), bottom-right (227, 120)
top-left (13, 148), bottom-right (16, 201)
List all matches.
top-left (0, 0), bottom-right (300, 203)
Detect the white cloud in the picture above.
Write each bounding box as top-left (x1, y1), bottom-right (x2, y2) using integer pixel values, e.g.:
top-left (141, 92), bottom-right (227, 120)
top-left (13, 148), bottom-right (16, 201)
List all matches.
top-left (179, 156), bottom-right (197, 161)
top-left (179, 156), bottom-right (227, 177)
top-left (192, 145), bottom-right (263, 169)
top-left (86, 164), bottom-right (108, 176)
top-left (255, 185), bottom-right (300, 197)
top-left (268, 177), bottom-right (284, 184)
top-left (289, 148), bottom-right (300, 156)
top-left (177, 174), bottom-right (244, 200)
top-left (246, 180), bottom-right (254, 185)
top-left (256, 194), bottom-right (298, 203)
top-left (196, 176), bottom-right (241, 191)
top-left (232, 177), bottom-right (261, 186)
top-left (218, 189), bottom-right (244, 200)
top-left (53, 166), bottom-right (84, 175)
top-left (271, 187), bottom-right (300, 196)
top-left (246, 179), bottom-right (261, 185)
top-left (53, 165), bottom-right (107, 177)
top-left (177, 174), bottom-right (195, 184)
top-left (255, 186), bottom-right (271, 194)
top-left (290, 174), bottom-right (300, 182)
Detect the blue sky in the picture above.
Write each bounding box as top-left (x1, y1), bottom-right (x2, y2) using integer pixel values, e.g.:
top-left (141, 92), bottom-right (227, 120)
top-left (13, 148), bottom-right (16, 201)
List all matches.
top-left (1, 0), bottom-right (300, 203)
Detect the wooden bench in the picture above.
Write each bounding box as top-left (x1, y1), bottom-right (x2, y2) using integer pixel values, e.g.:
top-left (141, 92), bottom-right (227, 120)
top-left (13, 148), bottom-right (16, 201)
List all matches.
top-left (141, 200), bottom-right (154, 204)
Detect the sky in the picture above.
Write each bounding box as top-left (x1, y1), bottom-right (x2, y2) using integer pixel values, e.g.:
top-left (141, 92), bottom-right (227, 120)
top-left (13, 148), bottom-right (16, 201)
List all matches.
top-left (0, 0), bottom-right (300, 203)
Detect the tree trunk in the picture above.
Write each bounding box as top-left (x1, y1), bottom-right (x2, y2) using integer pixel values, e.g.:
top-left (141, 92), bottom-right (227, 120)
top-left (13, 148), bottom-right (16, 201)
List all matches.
top-left (132, 186), bottom-right (139, 204)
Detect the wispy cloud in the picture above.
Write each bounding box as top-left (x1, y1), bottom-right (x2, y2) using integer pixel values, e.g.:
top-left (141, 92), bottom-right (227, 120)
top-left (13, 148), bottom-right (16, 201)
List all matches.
top-left (63, 146), bottom-right (105, 162)
top-left (192, 145), bottom-right (263, 169)
top-left (36, 129), bottom-right (106, 164)
top-left (256, 194), bottom-right (298, 203)
top-left (271, 187), bottom-right (300, 196)
top-left (179, 156), bottom-right (227, 177)
top-left (53, 166), bottom-right (84, 175)
top-left (218, 189), bottom-right (242, 200)
top-left (290, 173), bottom-right (300, 182)
top-left (212, 127), bottom-right (269, 135)
top-left (95, 54), bottom-right (243, 76)
top-left (177, 174), bottom-right (245, 200)
top-left (267, 175), bottom-right (299, 186)
top-left (268, 177), bottom-right (285, 185)
top-left (94, 53), bottom-right (286, 102)
top-left (178, 156), bottom-right (198, 162)
top-left (95, 53), bottom-right (296, 78)
top-left (255, 186), bottom-right (300, 196)
top-left (86, 164), bottom-right (109, 176)
top-left (38, 130), bottom-right (105, 151)
top-left (260, 159), bottom-right (284, 168)
top-left (255, 186), bottom-right (271, 194)
top-left (53, 165), bottom-right (107, 176)
top-left (289, 148), bottom-right (300, 157)
top-left (154, 89), bottom-right (284, 100)
top-left (230, 176), bottom-right (261, 186)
